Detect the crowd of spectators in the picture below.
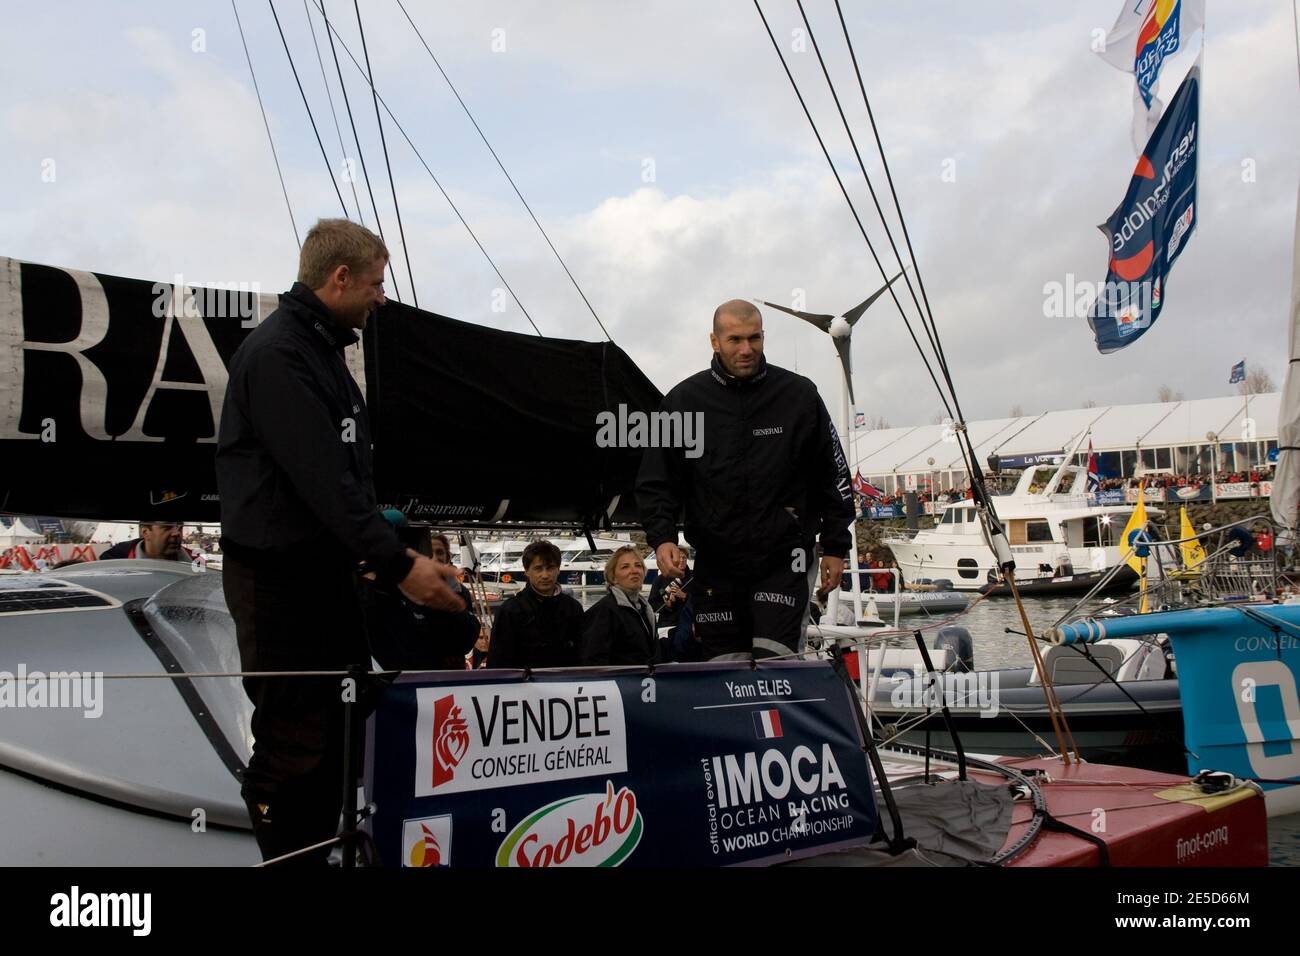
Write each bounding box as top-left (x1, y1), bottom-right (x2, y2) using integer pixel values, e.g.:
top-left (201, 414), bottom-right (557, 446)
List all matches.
top-left (867, 465), bottom-right (1276, 504)
top-left (1096, 466), bottom-right (1274, 491)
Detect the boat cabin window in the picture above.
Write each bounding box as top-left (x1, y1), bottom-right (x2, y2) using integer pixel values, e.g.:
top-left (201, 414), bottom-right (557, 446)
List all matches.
top-left (966, 509), bottom-right (976, 523)
top-left (1026, 520), bottom-right (1054, 543)
top-left (1026, 467), bottom-right (1056, 495)
top-left (1083, 517), bottom-right (1101, 548)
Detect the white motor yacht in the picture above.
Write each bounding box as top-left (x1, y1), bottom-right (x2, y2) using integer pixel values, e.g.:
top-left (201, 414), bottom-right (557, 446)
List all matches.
top-left (884, 464), bottom-right (1157, 592)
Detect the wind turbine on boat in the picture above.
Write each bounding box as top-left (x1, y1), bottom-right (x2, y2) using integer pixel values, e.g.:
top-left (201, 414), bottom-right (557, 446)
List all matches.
top-left (756, 269), bottom-right (907, 634)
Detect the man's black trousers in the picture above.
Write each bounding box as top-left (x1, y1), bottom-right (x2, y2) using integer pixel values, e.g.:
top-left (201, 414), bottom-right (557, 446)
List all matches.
top-left (690, 542), bottom-right (814, 660)
top-left (223, 554), bottom-right (370, 866)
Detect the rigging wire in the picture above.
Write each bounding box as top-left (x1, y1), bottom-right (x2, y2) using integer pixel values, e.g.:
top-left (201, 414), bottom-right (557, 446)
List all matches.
top-left (751, 0), bottom-right (953, 418)
top-left (307, 0), bottom-right (543, 334)
top-left (267, 0), bottom-right (350, 217)
top-left (354, 0), bottom-right (419, 308)
top-left (1293, 0), bottom-right (1300, 92)
top-left (755, 0), bottom-right (1078, 761)
top-left (231, 0), bottom-right (301, 249)
top-left (318, 0), bottom-right (404, 302)
top-left (834, 0), bottom-right (962, 421)
top-left (302, 0), bottom-right (364, 223)
top-left (394, 0), bottom-right (613, 341)
top-left (795, 0), bottom-right (947, 404)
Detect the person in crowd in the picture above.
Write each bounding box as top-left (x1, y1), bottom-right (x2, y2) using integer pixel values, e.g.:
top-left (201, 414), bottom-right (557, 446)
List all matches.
top-left (470, 624), bottom-right (491, 669)
top-left (487, 540), bottom-right (585, 668)
top-left (99, 521), bottom-right (200, 562)
top-left (637, 299), bottom-right (853, 661)
top-left (885, 557), bottom-right (906, 590)
top-left (1225, 524), bottom-right (1259, 558)
top-left (1254, 524), bottom-right (1274, 553)
top-left (580, 546), bottom-right (662, 665)
top-left (649, 563), bottom-right (700, 661)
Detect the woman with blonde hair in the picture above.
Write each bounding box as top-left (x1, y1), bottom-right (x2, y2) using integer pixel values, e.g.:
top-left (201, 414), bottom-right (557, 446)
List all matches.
top-left (580, 545), bottom-right (661, 665)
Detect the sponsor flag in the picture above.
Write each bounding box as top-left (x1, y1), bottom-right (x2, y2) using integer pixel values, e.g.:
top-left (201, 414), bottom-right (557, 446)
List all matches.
top-left (854, 410), bottom-right (866, 429)
top-left (1179, 505), bottom-right (1206, 569)
top-left (1087, 440), bottom-right (1101, 492)
top-left (752, 708), bottom-right (784, 739)
top-left (1120, 485), bottom-right (1150, 577)
top-left (1120, 486), bottom-right (1153, 613)
top-left (1097, 0), bottom-right (1206, 150)
top-left (1229, 359), bottom-right (1246, 384)
top-left (852, 470), bottom-right (884, 499)
top-left (1088, 66), bottom-right (1199, 353)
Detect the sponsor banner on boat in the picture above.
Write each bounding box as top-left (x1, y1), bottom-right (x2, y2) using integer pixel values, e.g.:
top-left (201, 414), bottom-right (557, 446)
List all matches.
top-left (365, 663), bottom-right (877, 867)
top-left (411, 680), bottom-right (629, 797)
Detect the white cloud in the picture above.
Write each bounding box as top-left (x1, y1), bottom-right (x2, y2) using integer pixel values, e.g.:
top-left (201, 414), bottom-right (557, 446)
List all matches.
top-left (0, 0), bottom-right (1296, 432)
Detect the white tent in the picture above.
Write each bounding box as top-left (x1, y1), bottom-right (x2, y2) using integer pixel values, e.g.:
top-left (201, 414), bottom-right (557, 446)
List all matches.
top-left (0, 519), bottom-right (44, 547)
top-left (91, 522), bottom-right (138, 545)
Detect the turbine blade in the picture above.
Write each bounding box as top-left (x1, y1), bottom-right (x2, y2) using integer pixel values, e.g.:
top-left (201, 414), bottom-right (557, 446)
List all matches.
top-left (843, 268), bottom-right (908, 326)
top-left (760, 300), bottom-right (834, 334)
top-left (834, 335), bottom-right (855, 406)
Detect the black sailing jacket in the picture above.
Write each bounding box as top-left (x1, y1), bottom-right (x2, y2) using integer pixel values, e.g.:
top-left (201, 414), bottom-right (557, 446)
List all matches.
top-left (487, 585), bottom-right (585, 669)
top-left (636, 355), bottom-right (854, 576)
top-left (215, 283), bottom-right (412, 586)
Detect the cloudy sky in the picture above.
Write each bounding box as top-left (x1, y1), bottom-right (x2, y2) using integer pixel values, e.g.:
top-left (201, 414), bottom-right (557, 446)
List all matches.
top-left (3, 0), bottom-right (1298, 432)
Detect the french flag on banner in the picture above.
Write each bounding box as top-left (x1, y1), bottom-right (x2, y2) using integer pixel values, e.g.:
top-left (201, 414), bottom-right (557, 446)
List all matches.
top-left (753, 708), bottom-right (783, 739)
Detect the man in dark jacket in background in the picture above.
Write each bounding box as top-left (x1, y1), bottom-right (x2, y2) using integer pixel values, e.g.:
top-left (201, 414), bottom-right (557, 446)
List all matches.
top-left (636, 300), bottom-right (854, 661)
top-left (487, 540), bottom-right (584, 669)
top-left (216, 218), bottom-right (463, 866)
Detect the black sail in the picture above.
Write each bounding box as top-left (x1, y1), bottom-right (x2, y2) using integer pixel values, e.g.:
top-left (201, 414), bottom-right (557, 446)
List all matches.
top-left (0, 257), bottom-right (661, 526)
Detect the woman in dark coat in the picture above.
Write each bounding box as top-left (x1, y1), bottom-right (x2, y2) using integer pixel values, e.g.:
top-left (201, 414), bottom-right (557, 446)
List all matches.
top-left (581, 546), bottom-right (661, 665)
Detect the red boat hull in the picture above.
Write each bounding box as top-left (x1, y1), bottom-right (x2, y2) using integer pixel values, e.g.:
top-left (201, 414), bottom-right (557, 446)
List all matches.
top-left (994, 757), bottom-right (1268, 866)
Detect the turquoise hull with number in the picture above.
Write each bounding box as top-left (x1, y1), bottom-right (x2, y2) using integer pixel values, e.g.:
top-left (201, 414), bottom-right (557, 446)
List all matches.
top-left (1054, 603), bottom-right (1300, 816)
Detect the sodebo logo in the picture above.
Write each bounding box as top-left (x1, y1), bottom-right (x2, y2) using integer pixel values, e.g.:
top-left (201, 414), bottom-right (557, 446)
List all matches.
top-left (496, 781), bottom-right (643, 868)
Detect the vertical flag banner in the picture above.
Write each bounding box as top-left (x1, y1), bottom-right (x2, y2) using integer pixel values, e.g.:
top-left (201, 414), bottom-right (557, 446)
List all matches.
top-left (1097, 0), bottom-right (1206, 150)
top-left (1088, 67), bottom-right (1199, 354)
top-left (854, 410), bottom-right (866, 429)
top-left (1087, 440), bottom-right (1101, 493)
top-left (1229, 360), bottom-right (1246, 385)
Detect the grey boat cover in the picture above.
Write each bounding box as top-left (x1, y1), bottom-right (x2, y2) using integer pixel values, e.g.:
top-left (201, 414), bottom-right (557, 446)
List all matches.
top-left (791, 777), bottom-right (1014, 867)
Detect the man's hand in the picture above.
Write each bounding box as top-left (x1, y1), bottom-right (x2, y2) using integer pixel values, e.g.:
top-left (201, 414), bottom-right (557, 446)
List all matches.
top-left (819, 555), bottom-right (846, 596)
top-left (663, 580), bottom-right (685, 607)
top-left (655, 542), bottom-right (687, 578)
top-left (398, 550), bottom-right (467, 612)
